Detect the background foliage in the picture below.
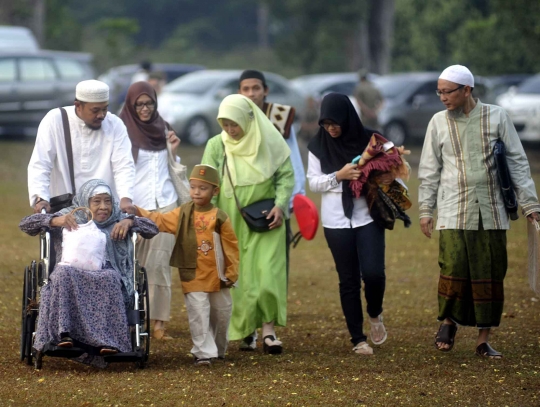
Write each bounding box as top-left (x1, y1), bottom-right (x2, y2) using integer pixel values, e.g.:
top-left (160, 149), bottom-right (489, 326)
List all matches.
top-left (1, 0), bottom-right (539, 76)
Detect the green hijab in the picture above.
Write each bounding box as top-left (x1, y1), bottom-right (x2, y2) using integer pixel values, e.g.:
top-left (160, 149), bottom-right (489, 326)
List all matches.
top-left (217, 94), bottom-right (290, 197)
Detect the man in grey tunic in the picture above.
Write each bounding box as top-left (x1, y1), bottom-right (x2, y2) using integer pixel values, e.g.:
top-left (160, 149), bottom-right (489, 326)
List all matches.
top-left (418, 65), bottom-right (540, 358)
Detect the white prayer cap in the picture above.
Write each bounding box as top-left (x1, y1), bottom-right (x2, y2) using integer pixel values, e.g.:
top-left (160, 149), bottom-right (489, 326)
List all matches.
top-left (75, 80), bottom-right (109, 103)
top-left (439, 65), bottom-right (474, 88)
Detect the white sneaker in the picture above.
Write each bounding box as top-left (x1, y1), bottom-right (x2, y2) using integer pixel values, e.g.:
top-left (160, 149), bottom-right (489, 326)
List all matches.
top-left (353, 341), bottom-right (373, 355)
top-left (239, 331), bottom-right (258, 351)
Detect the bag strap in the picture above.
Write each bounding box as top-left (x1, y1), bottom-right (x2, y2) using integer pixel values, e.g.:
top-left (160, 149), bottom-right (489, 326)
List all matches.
top-left (223, 154), bottom-right (244, 214)
top-left (59, 107), bottom-right (75, 195)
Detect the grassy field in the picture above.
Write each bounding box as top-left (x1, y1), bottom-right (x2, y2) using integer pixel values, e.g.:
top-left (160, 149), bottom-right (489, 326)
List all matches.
top-left (0, 140), bottom-right (539, 407)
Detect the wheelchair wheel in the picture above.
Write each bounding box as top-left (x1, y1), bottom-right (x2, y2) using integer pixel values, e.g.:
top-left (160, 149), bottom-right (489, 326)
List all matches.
top-left (21, 263), bottom-right (37, 366)
top-left (135, 266), bottom-right (150, 369)
top-left (20, 266), bottom-right (29, 362)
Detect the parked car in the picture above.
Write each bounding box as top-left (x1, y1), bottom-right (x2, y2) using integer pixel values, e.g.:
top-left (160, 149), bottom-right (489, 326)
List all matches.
top-left (291, 72), bottom-right (360, 99)
top-left (98, 63), bottom-right (205, 112)
top-left (0, 26), bottom-right (39, 52)
top-left (372, 72), bottom-right (493, 145)
top-left (497, 74), bottom-right (540, 142)
top-left (488, 74), bottom-right (533, 99)
top-left (0, 50), bottom-right (95, 137)
top-left (158, 69), bottom-right (307, 145)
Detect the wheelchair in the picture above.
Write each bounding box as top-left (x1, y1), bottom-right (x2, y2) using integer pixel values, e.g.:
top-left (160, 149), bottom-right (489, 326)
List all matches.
top-left (20, 225), bottom-right (151, 370)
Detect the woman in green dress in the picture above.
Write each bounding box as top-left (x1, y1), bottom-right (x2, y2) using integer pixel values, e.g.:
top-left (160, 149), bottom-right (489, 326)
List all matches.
top-left (202, 94), bottom-right (294, 354)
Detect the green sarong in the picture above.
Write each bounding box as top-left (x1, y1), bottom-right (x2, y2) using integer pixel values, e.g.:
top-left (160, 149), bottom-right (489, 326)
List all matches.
top-left (437, 218), bottom-right (507, 328)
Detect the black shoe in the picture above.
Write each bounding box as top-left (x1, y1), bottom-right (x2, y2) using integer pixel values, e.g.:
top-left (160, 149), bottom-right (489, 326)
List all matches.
top-left (193, 357), bottom-right (211, 366)
top-left (263, 335), bottom-right (283, 355)
top-left (58, 337), bottom-right (73, 348)
top-left (239, 335), bottom-right (257, 351)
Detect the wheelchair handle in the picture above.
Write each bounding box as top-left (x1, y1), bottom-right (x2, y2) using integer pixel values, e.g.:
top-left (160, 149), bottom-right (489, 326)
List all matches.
top-left (40, 208), bottom-right (51, 285)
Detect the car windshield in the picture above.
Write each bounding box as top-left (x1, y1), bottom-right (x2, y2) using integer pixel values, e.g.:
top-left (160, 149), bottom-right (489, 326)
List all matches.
top-left (372, 77), bottom-right (416, 99)
top-left (517, 76), bottom-right (540, 94)
top-left (165, 73), bottom-right (220, 95)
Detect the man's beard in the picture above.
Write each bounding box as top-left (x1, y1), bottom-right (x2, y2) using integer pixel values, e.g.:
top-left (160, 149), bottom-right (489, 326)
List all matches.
top-left (87, 122), bottom-right (102, 130)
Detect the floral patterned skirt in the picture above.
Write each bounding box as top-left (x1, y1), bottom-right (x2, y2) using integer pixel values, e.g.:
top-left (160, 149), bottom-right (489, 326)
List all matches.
top-left (34, 265), bottom-right (131, 353)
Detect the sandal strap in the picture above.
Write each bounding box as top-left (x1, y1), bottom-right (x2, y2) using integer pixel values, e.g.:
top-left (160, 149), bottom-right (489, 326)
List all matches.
top-left (476, 342), bottom-right (502, 358)
top-left (435, 323), bottom-right (457, 344)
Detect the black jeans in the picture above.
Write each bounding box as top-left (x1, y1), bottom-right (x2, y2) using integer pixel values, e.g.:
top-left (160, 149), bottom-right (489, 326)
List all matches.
top-left (324, 222), bottom-right (386, 345)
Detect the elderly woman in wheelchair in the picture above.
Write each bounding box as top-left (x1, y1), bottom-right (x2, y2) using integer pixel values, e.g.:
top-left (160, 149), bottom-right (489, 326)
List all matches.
top-left (19, 179), bottom-right (158, 366)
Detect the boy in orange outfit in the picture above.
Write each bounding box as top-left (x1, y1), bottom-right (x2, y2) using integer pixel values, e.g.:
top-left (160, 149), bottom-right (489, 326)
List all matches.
top-left (136, 164), bottom-right (239, 366)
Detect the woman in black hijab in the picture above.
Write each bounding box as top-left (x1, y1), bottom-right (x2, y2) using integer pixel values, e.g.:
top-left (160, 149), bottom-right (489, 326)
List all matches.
top-left (307, 93), bottom-right (389, 355)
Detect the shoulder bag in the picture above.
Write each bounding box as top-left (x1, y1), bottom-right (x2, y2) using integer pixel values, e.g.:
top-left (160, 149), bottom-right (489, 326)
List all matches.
top-left (223, 154), bottom-right (275, 233)
top-left (493, 138), bottom-right (519, 220)
top-left (166, 139), bottom-right (191, 205)
top-left (50, 107), bottom-right (76, 213)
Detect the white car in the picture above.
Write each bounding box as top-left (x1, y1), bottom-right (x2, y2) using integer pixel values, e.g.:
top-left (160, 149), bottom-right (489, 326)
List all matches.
top-left (158, 70), bottom-right (307, 145)
top-left (497, 74), bottom-right (540, 142)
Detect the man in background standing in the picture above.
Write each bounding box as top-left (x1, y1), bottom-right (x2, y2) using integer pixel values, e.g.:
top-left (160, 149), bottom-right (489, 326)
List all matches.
top-left (354, 68), bottom-right (383, 130)
top-left (238, 69), bottom-right (306, 257)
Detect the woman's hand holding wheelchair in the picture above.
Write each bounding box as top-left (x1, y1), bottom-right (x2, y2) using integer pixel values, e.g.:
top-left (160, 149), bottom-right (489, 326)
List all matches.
top-left (111, 218), bottom-right (134, 241)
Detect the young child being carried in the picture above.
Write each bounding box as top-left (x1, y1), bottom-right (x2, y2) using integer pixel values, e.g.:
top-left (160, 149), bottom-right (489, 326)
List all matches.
top-left (135, 164), bottom-right (239, 366)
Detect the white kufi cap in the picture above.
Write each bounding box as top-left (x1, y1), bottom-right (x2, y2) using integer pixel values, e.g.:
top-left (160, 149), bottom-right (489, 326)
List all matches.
top-left (439, 65), bottom-right (474, 87)
top-left (76, 80), bottom-right (109, 103)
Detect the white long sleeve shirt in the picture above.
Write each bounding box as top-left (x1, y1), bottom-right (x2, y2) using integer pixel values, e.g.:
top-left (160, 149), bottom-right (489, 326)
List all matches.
top-left (307, 151), bottom-right (372, 229)
top-left (133, 147), bottom-right (178, 210)
top-left (28, 106), bottom-right (135, 206)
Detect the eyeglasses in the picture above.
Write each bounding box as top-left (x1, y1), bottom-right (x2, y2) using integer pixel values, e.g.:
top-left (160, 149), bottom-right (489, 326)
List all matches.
top-left (436, 85), bottom-right (464, 97)
top-left (320, 122), bottom-right (341, 130)
top-left (134, 101), bottom-right (156, 110)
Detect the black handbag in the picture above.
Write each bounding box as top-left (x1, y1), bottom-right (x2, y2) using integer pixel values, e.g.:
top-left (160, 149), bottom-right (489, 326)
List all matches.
top-left (493, 138), bottom-right (519, 220)
top-left (223, 155), bottom-right (275, 233)
top-left (49, 108), bottom-right (75, 212)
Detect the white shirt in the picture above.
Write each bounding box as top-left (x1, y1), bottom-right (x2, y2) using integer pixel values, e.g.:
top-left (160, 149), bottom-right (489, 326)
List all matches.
top-left (307, 152), bottom-right (373, 229)
top-left (28, 106), bottom-right (135, 206)
top-left (133, 147), bottom-right (178, 210)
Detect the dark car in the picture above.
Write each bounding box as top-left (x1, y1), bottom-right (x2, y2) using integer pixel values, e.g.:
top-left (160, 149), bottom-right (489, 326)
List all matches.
top-left (0, 50), bottom-right (95, 137)
top-left (372, 72), bottom-right (493, 145)
top-left (98, 63), bottom-right (205, 112)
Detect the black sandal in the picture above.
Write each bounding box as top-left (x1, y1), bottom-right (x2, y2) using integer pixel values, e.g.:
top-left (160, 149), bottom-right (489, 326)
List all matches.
top-left (475, 342), bottom-right (502, 359)
top-left (263, 335), bottom-right (283, 355)
top-left (434, 323), bottom-right (457, 352)
top-left (58, 336), bottom-right (73, 348)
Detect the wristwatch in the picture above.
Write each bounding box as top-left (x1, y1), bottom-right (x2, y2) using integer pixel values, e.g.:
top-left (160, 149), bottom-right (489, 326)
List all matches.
top-left (35, 197), bottom-right (46, 205)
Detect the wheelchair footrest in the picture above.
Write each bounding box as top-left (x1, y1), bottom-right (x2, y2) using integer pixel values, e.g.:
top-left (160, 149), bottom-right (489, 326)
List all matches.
top-left (104, 350), bottom-right (145, 363)
top-left (42, 345), bottom-right (86, 358)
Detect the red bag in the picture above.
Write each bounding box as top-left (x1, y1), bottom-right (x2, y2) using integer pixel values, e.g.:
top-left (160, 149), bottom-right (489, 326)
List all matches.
top-left (292, 195), bottom-right (319, 247)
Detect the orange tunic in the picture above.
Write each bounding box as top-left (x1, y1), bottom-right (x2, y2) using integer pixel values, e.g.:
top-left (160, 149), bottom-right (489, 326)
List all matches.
top-left (136, 204), bottom-right (239, 294)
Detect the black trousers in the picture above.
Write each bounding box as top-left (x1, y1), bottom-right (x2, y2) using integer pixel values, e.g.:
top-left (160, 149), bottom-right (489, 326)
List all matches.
top-left (324, 222), bottom-right (386, 345)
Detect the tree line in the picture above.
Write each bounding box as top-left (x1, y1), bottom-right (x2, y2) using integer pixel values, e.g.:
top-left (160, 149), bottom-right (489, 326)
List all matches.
top-left (0, 0), bottom-right (538, 76)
